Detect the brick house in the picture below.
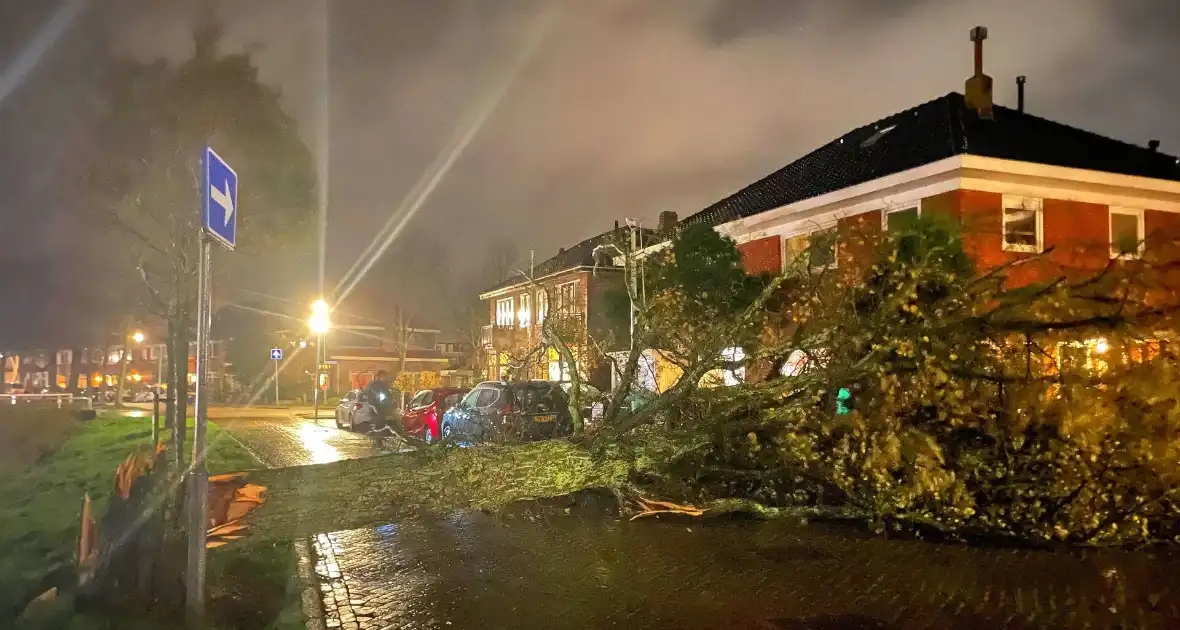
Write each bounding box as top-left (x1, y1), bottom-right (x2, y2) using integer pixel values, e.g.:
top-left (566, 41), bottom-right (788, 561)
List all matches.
top-left (685, 34), bottom-right (1180, 290)
top-left (478, 223), bottom-right (660, 391)
top-left (324, 322), bottom-right (454, 394)
top-left (2, 339), bottom-right (228, 396)
top-left (637, 29), bottom-right (1180, 385)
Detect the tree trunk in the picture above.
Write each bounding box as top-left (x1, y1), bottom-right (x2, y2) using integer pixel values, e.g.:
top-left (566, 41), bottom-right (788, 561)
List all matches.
top-left (168, 305), bottom-right (190, 469)
top-left (116, 320), bottom-right (132, 407)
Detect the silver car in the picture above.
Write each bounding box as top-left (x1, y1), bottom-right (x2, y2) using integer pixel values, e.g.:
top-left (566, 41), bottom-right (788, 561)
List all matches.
top-left (334, 389), bottom-right (380, 431)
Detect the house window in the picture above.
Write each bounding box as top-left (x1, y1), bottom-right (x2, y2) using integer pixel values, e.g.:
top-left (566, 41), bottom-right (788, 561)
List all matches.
top-left (495, 298), bottom-right (514, 327)
top-left (720, 347), bottom-right (746, 386)
top-left (519, 293), bottom-right (532, 328)
top-left (56, 350), bottom-right (72, 366)
top-left (1109, 208), bottom-right (1144, 259)
top-left (807, 229), bottom-right (838, 269)
top-left (536, 291), bottom-right (548, 324)
top-left (1002, 195), bottom-right (1043, 253)
top-left (783, 230), bottom-right (837, 271)
top-left (555, 281), bottom-right (579, 314)
top-left (884, 206), bottom-right (920, 231)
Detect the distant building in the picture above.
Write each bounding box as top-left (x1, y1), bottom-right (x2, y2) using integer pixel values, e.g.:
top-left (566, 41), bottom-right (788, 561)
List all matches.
top-left (1, 338), bottom-right (228, 396)
top-left (478, 222), bottom-right (662, 391)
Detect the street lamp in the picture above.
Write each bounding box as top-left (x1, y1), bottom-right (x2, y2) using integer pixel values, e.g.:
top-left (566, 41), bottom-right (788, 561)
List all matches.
top-left (308, 299), bottom-right (332, 421)
top-left (117, 329), bottom-right (147, 406)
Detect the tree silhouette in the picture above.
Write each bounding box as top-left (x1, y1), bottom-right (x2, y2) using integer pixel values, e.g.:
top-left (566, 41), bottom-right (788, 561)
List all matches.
top-left (76, 17), bottom-right (316, 440)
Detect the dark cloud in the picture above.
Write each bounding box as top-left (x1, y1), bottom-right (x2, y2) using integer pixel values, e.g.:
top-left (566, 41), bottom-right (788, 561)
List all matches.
top-left (2, 0), bottom-right (1179, 338)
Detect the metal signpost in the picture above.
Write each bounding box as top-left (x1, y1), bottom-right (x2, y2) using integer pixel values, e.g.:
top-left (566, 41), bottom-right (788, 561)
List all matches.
top-left (187, 146), bottom-right (237, 625)
top-left (270, 348), bottom-right (282, 404)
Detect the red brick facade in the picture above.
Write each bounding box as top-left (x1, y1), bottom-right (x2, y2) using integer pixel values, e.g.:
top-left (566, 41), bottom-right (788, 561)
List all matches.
top-left (737, 236), bottom-right (782, 275)
top-left (732, 188), bottom-right (1180, 294)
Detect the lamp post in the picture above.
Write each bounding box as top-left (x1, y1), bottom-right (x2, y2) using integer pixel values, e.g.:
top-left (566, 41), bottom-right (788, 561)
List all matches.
top-left (308, 299), bottom-right (332, 422)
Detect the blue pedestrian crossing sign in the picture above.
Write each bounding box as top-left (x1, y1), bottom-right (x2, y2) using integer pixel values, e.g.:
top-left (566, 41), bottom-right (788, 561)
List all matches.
top-left (202, 146), bottom-right (238, 250)
top-left (270, 348), bottom-right (283, 361)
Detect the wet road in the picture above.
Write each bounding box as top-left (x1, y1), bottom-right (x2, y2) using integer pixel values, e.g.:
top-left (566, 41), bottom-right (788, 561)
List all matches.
top-left (216, 411), bottom-right (1180, 630)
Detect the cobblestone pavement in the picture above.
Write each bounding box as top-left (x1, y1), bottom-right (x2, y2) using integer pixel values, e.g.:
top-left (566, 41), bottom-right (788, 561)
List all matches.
top-left (218, 414), bottom-right (1180, 630)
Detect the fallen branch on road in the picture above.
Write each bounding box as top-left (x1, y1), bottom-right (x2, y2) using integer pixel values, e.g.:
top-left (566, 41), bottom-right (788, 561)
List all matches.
top-left (239, 433), bottom-right (706, 542)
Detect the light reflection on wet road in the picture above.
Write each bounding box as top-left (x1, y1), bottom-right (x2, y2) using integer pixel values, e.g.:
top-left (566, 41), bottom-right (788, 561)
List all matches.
top-left (216, 412), bottom-right (1180, 630)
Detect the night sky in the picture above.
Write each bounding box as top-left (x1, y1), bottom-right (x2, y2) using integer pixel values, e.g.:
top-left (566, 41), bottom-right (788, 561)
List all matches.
top-left (2, 0), bottom-right (1179, 344)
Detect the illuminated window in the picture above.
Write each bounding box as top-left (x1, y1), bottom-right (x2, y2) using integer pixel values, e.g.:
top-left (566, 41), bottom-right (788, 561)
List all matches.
top-left (720, 347), bottom-right (746, 386)
top-left (1002, 195), bottom-right (1042, 252)
top-left (518, 293), bottom-right (532, 328)
top-left (495, 298), bottom-right (514, 327)
top-left (536, 291), bottom-right (548, 324)
top-left (1109, 208), bottom-right (1144, 259)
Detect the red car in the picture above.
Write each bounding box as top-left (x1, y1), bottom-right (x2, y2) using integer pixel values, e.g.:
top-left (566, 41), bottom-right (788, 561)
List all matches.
top-left (402, 387), bottom-right (469, 444)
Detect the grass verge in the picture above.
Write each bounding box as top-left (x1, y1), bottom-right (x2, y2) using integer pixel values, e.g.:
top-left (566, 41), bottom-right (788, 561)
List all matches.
top-left (1, 410), bottom-right (304, 629)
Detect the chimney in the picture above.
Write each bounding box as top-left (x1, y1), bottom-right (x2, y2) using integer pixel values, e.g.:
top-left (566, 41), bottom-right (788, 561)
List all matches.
top-left (614, 220), bottom-right (619, 231)
top-left (1016, 76), bottom-right (1026, 113)
top-left (657, 210), bottom-right (678, 234)
top-left (558, 247), bottom-right (565, 254)
top-left (964, 26), bottom-right (994, 120)
top-left (1149, 140), bottom-right (1161, 152)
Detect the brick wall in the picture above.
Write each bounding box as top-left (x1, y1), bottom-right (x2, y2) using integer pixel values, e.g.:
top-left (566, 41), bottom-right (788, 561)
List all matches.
top-left (737, 236), bottom-right (782, 275)
top-left (923, 190), bottom-right (1138, 288)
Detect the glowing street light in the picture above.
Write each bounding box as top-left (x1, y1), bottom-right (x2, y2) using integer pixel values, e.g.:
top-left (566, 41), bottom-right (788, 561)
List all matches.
top-left (132, 331), bottom-right (146, 344)
top-left (308, 299), bottom-right (332, 335)
top-left (308, 299), bottom-right (332, 422)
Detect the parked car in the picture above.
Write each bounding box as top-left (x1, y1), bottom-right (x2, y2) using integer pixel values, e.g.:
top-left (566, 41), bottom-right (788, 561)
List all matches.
top-left (132, 389), bottom-right (158, 402)
top-left (333, 389), bottom-right (380, 431)
top-left (401, 387), bottom-right (468, 444)
top-left (441, 381), bottom-right (572, 444)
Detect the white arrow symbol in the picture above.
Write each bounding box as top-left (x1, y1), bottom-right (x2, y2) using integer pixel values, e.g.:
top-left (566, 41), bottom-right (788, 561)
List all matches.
top-left (210, 179), bottom-right (234, 226)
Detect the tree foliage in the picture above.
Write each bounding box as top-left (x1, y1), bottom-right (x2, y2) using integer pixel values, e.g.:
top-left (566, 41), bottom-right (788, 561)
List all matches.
top-left (74, 25), bottom-right (316, 427)
top-left (692, 216), bottom-right (1180, 545)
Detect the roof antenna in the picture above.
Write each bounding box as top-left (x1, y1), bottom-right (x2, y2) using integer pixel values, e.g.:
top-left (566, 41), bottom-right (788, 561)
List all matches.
top-left (965, 26), bottom-right (994, 120)
top-left (1016, 76), bottom-right (1026, 113)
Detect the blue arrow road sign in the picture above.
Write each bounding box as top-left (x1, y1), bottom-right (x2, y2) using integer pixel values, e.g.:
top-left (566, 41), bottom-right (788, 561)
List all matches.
top-left (202, 146), bottom-right (238, 250)
top-left (270, 348), bottom-right (283, 361)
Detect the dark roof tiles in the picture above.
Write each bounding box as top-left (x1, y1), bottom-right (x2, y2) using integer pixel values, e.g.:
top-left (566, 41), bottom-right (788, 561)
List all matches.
top-left (684, 92), bottom-right (1180, 229)
top-left (484, 227), bottom-right (659, 293)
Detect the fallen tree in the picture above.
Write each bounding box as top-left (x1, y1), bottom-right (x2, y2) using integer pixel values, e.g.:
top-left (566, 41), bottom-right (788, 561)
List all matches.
top-left (239, 432), bottom-right (706, 541)
top-left (241, 217), bottom-right (1180, 548)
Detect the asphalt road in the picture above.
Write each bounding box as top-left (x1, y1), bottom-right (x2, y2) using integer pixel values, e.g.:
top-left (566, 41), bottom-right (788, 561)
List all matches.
top-left (213, 409), bottom-right (1180, 630)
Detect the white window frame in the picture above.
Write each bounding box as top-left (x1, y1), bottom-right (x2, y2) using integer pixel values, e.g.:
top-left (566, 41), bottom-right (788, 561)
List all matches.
top-left (781, 225), bottom-right (839, 273)
top-left (882, 203), bottom-right (921, 231)
top-left (1001, 195), bottom-right (1044, 253)
top-left (495, 297), bottom-right (514, 328)
top-left (518, 293), bottom-right (532, 328)
top-left (536, 290), bottom-right (548, 324)
top-left (1108, 207), bottom-right (1145, 260)
top-left (807, 228), bottom-right (839, 270)
top-left (555, 281), bottom-right (580, 314)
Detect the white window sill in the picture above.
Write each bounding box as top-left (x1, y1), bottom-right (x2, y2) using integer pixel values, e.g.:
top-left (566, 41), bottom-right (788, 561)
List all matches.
top-left (1001, 242), bottom-right (1042, 254)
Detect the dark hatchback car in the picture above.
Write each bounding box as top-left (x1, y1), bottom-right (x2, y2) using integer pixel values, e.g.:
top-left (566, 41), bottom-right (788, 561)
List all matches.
top-left (441, 380), bottom-right (572, 443)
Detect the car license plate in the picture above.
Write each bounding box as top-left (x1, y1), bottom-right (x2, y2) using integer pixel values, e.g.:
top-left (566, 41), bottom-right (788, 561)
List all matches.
top-left (534, 415), bottom-right (555, 423)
